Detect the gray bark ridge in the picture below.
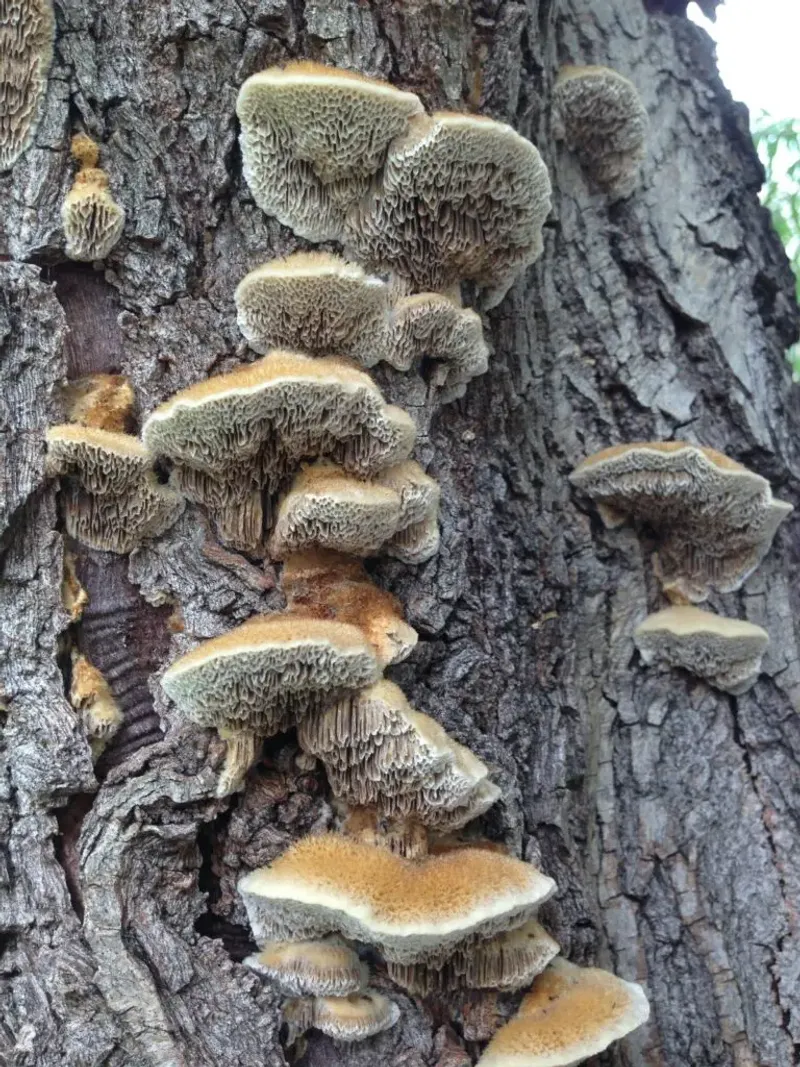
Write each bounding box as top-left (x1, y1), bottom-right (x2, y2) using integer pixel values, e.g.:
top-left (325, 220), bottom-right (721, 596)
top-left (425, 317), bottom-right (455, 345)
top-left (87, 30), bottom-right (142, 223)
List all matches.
top-left (1, 2), bottom-right (799, 1066)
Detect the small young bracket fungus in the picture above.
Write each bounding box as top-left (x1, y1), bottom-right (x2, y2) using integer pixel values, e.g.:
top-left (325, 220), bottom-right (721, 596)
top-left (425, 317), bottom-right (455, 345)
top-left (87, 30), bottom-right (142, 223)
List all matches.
top-left (298, 680), bottom-right (498, 847)
top-left (282, 550), bottom-right (418, 668)
top-left (569, 442), bottom-right (793, 602)
top-left (285, 991), bottom-right (400, 1043)
top-left (634, 605), bottom-right (769, 695)
top-left (161, 614), bottom-right (380, 796)
top-left (237, 61), bottom-right (424, 242)
top-left (476, 958), bottom-right (650, 1066)
top-left (390, 292), bottom-right (490, 396)
top-left (235, 252), bottom-right (392, 366)
top-left (387, 920), bottom-right (560, 996)
top-left (244, 937), bottom-right (368, 997)
top-left (0, 0), bottom-right (54, 171)
top-left (45, 425), bottom-right (185, 554)
top-left (141, 350), bottom-right (417, 553)
top-left (239, 834), bottom-right (556, 965)
top-left (70, 651), bottom-right (122, 759)
top-left (345, 111), bottom-right (552, 307)
top-left (60, 373), bottom-right (135, 433)
top-left (62, 134), bottom-right (126, 261)
top-left (552, 65), bottom-right (648, 199)
top-left (377, 461), bottom-right (441, 565)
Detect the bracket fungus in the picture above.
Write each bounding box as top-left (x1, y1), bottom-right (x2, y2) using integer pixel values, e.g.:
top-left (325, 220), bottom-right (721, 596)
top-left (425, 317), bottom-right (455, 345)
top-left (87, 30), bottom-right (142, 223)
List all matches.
top-left (552, 65), bottom-right (648, 199)
top-left (60, 373), bottom-right (135, 434)
top-left (634, 605), bottom-right (769, 695)
top-left (161, 614), bottom-right (380, 796)
top-left (297, 681), bottom-right (499, 852)
top-left (569, 442), bottom-right (793, 602)
top-left (45, 425), bottom-right (185, 553)
top-left (239, 834), bottom-right (556, 966)
top-left (244, 937), bottom-right (367, 997)
top-left (237, 61), bottom-right (424, 242)
top-left (0, 0), bottom-right (54, 171)
top-left (391, 292), bottom-right (489, 397)
top-left (387, 920), bottom-right (560, 996)
top-left (70, 651), bottom-right (122, 759)
top-left (345, 111), bottom-right (552, 307)
top-left (62, 134), bottom-right (125, 261)
top-left (476, 958), bottom-right (650, 1066)
top-left (281, 550), bottom-right (418, 668)
top-left (377, 461), bottom-right (441, 564)
top-left (142, 350), bottom-right (416, 553)
top-left (284, 991), bottom-right (400, 1043)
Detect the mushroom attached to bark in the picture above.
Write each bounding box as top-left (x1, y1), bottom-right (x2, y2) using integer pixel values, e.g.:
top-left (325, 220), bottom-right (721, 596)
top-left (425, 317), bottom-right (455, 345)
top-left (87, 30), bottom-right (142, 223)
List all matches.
top-left (390, 292), bottom-right (490, 396)
top-left (45, 425), bottom-right (185, 553)
top-left (345, 111), bottom-right (552, 307)
top-left (244, 937), bottom-right (367, 996)
top-left (62, 134), bottom-right (125, 261)
top-left (0, 0), bottom-right (54, 171)
top-left (239, 834), bottom-right (556, 965)
top-left (141, 350), bottom-right (416, 553)
top-left (281, 549), bottom-right (418, 668)
top-left (476, 957), bottom-right (650, 1066)
top-left (284, 991), bottom-right (400, 1043)
top-left (70, 651), bottom-right (122, 759)
top-left (569, 442), bottom-right (793, 602)
top-left (387, 920), bottom-right (560, 996)
top-left (634, 605), bottom-right (769, 695)
top-left (237, 61), bottom-right (424, 241)
top-left (60, 373), bottom-right (135, 433)
top-left (376, 461), bottom-right (441, 564)
top-left (161, 614), bottom-right (379, 796)
top-left (552, 65), bottom-right (648, 199)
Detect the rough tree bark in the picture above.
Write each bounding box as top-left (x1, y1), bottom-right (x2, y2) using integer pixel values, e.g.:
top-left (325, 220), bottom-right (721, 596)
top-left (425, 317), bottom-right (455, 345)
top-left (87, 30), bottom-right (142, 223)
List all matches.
top-left (1, 1), bottom-right (799, 1066)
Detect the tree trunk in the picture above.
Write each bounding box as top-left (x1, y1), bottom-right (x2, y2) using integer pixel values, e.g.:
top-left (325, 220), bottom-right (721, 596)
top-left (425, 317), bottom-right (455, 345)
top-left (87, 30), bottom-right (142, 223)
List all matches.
top-left (2, 1), bottom-right (799, 1065)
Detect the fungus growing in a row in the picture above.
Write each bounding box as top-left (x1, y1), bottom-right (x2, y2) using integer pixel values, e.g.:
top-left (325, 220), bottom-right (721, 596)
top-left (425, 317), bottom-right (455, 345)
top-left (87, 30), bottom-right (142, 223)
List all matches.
top-left (298, 681), bottom-right (498, 855)
top-left (245, 937), bottom-right (367, 997)
top-left (0, 0), bottom-right (54, 171)
top-left (69, 651), bottom-right (122, 759)
top-left (161, 614), bottom-right (380, 796)
top-left (387, 920), bottom-right (560, 996)
top-left (60, 373), bottom-right (135, 433)
top-left (239, 834), bottom-right (556, 966)
top-left (377, 461), bottom-right (441, 564)
top-left (283, 991), bottom-right (400, 1043)
top-left (62, 134), bottom-right (125, 261)
top-left (345, 111), bottom-right (552, 307)
top-left (234, 253), bottom-right (490, 397)
top-left (141, 350), bottom-right (416, 553)
top-left (552, 65), bottom-right (648, 199)
top-left (634, 605), bottom-right (769, 695)
top-left (237, 61), bottom-right (424, 241)
top-left (569, 442), bottom-right (793, 602)
top-left (281, 550), bottom-right (418, 668)
top-left (476, 958), bottom-right (650, 1066)
top-left (45, 425), bottom-right (185, 553)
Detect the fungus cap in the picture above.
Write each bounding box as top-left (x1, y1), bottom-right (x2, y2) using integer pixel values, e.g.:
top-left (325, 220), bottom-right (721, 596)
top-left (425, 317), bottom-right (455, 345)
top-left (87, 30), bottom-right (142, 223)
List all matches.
top-left (237, 61), bottom-right (424, 241)
top-left (377, 461), bottom-right (441, 564)
top-left (239, 834), bottom-right (556, 964)
top-left (477, 957), bottom-right (650, 1066)
top-left (570, 442), bottom-right (793, 602)
top-left (162, 613), bottom-right (380, 736)
top-left (61, 373), bottom-right (135, 433)
top-left (634, 605), bottom-right (769, 695)
top-left (235, 252), bottom-right (391, 366)
top-left (244, 938), bottom-right (367, 996)
top-left (345, 110), bottom-right (552, 305)
top-left (390, 293), bottom-right (489, 390)
top-left (62, 135), bottom-right (125, 261)
top-left (0, 0), bottom-right (54, 171)
top-left (294, 991), bottom-right (401, 1042)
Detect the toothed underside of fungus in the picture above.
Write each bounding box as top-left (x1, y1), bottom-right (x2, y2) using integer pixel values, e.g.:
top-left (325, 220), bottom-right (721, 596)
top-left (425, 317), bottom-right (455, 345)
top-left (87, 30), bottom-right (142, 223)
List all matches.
top-left (553, 65), bottom-right (649, 199)
top-left (390, 292), bottom-right (490, 390)
top-left (0, 0), bottom-right (54, 171)
top-left (386, 920), bottom-right (560, 995)
top-left (569, 442), bottom-right (793, 602)
top-left (345, 111), bottom-right (552, 305)
top-left (284, 992), bottom-right (400, 1042)
top-left (236, 62), bottom-right (424, 242)
top-left (161, 615), bottom-right (380, 735)
top-left (281, 550), bottom-right (418, 668)
top-left (244, 938), bottom-right (368, 997)
top-left (297, 681), bottom-right (497, 828)
top-left (634, 605), bottom-right (769, 695)
top-left (238, 834), bottom-right (556, 965)
top-left (476, 958), bottom-right (650, 1066)
top-left (62, 168), bottom-right (126, 261)
top-left (45, 425), bottom-right (185, 553)
top-left (235, 252), bottom-right (392, 366)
